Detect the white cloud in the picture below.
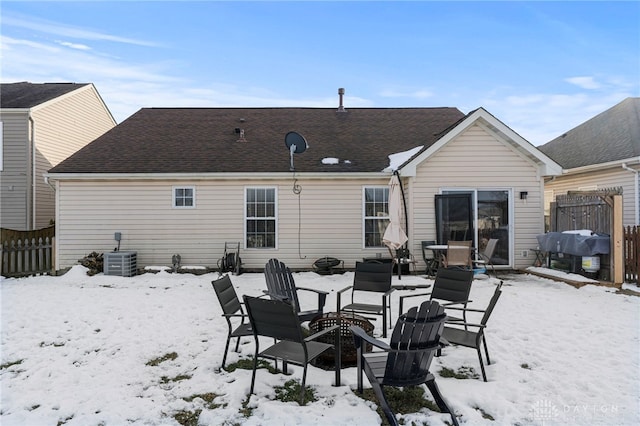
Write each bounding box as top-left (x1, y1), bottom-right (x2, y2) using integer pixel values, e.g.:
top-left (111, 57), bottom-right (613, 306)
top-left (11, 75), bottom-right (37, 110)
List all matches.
top-left (484, 91), bottom-right (633, 145)
top-left (379, 88), bottom-right (434, 99)
top-left (565, 76), bottom-right (601, 90)
top-left (56, 40), bottom-right (91, 51)
top-left (3, 14), bottom-right (159, 47)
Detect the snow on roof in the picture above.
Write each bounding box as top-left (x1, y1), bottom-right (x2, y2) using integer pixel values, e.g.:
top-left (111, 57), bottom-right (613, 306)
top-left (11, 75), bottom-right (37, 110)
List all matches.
top-left (383, 145), bottom-right (424, 172)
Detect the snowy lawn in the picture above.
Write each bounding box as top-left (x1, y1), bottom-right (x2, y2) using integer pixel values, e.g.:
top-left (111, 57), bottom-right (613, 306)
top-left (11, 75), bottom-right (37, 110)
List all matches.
top-left (1, 266), bottom-right (639, 425)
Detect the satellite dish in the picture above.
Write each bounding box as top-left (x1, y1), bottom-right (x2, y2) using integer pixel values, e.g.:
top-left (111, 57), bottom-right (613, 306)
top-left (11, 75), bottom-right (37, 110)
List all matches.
top-left (284, 132), bottom-right (308, 171)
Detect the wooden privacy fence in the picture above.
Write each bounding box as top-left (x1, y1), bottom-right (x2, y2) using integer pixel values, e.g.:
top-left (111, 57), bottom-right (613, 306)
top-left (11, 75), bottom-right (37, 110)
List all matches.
top-left (1, 226), bottom-right (55, 277)
top-left (550, 190), bottom-right (619, 234)
top-left (549, 189), bottom-right (630, 284)
top-left (624, 226), bottom-right (639, 286)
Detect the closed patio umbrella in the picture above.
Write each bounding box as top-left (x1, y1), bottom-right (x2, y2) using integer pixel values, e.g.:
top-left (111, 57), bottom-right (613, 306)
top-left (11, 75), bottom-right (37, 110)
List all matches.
top-left (382, 174), bottom-right (408, 250)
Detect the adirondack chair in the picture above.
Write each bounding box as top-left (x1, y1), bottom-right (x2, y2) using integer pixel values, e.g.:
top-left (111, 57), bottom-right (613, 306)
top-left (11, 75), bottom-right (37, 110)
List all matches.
top-left (398, 267), bottom-right (474, 326)
top-left (337, 261), bottom-right (394, 337)
top-left (441, 281), bottom-right (503, 382)
top-left (264, 258), bottom-right (328, 323)
top-left (351, 300), bottom-right (459, 426)
top-left (211, 275), bottom-right (253, 369)
top-left (243, 295), bottom-right (341, 405)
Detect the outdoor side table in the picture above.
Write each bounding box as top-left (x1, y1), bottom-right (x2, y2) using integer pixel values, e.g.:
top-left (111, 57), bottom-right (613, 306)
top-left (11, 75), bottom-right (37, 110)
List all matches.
top-left (309, 312), bottom-right (374, 368)
top-left (531, 248), bottom-right (546, 267)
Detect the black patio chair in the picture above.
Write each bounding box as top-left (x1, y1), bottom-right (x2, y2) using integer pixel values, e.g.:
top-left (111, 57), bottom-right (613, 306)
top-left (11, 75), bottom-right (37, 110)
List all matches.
top-left (351, 300), bottom-right (459, 426)
top-left (421, 240), bottom-right (438, 276)
top-left (211, 275), bottom-right (253, 369)
top-left (243, 295), bottom-right (341, 405)
top-left (337, 261), bottom-right (394, 338)
top-left (441, 281), bottom-right (503, 382)
top-left (264, 258), bottom-right (329, 323)
top-left (398, 267), bottom-right (474, 325)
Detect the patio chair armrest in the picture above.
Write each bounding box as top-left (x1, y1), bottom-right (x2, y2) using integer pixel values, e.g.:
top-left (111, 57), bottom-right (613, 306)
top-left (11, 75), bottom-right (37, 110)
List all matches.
top-left (442, 304), bottom-right (482, 311)
top-left (350, 325), bottom-right (390, 351)
top-left (296, 286), bottom-right (329, 296)
top-left (262, 291), bottom-right (291, 303)
top-left (305, 324), bottom-right (340, 342)
top-left (383, 287), bottom-right (396, 296)
top-left (296, 286), bottom-right (329, 310)
top-left (445, 321), bottom-right (486, 329)
top-left (337, 285), bottom-right (353, 295)
top-left (398, 292), bottom-right (431, 302)
top-left (221, 313), bottom-right (247, 318)
top-left (440, 300), bottom-right (472, 307)
top-left (392, 284), bottom-right (432, 291)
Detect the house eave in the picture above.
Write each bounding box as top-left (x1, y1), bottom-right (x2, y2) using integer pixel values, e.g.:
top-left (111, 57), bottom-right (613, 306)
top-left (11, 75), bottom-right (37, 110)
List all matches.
top-left (561, 156), bottom-right (640, 176)
top-left (44, 171), bottom-right (393, 182)
top-left (0, 108), bottom-right (30, 113)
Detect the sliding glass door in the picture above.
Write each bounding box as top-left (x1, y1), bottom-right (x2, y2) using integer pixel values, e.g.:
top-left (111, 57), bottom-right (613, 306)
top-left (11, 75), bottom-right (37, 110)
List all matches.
top-left (436, 190), bottom-right (511, 266)
top-left (435, 194), bottom-right (473, 244)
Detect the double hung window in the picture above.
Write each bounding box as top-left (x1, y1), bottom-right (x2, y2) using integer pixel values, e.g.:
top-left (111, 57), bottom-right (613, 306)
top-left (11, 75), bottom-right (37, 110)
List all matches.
top-left (363, 186), bottom-right (389, 247)
top-left (246, 187), bottom-right (277, 248)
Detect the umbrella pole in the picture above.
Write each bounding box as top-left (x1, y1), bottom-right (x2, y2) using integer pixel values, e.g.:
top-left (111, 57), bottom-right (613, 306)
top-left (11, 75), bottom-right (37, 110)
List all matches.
top-left (394, 171), bottom-right (409, 248)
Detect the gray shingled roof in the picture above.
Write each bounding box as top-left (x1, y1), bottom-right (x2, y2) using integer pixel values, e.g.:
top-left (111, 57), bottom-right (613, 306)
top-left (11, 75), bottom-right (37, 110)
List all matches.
top-left (538, 97), bottom-right (640, 169)
top-left (0, 82), bottom-right (89, 109)
top-left (48, 107), bottom-right (466, 174)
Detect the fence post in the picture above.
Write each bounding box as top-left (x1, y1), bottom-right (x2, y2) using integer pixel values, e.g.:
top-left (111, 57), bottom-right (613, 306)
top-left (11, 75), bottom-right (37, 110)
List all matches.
top-left (612, 195), bottom-right (624, 285)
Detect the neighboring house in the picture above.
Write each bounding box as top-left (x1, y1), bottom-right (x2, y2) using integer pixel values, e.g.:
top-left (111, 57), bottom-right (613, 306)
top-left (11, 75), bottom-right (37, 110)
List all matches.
top-left (538, 97), bottom-right (640, 227)
top-left (46, 92), bottom-right (561, 272)
top-left (0, 82), bottom-right (116, 230)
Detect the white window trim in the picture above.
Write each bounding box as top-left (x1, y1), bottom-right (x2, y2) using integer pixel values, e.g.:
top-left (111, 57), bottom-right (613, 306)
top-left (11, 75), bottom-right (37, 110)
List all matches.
top-left (172, 185), bottom-right (196, 209)
top-left (244, 186), bottom-right (278, 249)
top-left (362, 185), bottom-right (390, 249)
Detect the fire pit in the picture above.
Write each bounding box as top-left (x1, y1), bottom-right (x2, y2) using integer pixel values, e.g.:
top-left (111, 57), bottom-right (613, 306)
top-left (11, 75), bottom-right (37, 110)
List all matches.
top-left (309, 312), bottom-right (374, 368)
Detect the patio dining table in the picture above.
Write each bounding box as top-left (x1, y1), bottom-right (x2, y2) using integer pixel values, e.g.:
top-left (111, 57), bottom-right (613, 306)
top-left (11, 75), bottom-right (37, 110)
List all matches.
top-left (426, 244), bottom-right (476, 268)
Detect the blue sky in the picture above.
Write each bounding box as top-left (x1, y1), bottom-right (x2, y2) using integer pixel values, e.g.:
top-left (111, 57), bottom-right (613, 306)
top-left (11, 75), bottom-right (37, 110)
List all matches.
top-left (1, 1), bottom-right (638, 146)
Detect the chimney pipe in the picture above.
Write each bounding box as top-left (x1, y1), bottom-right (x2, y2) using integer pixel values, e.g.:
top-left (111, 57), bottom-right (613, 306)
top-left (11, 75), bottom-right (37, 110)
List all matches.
top-left (337, 88), bottom-right (346, 112)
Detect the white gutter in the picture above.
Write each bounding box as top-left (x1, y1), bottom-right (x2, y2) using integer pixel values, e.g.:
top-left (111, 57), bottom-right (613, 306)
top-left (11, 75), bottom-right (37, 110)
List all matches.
top-left (44, 171), bottom-right (393, 182)
top-left (562, 157), bottom-right (640, 175)
top-left (622, 159), bottom-right (640, 224)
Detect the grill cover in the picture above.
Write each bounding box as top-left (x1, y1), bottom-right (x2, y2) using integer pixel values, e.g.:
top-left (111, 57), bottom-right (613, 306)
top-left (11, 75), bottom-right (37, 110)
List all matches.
top-left (536, 232), bottom-right (610, 256)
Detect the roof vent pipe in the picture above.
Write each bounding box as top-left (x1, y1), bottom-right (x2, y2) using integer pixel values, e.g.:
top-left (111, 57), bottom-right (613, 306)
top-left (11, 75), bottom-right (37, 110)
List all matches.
top-left (337, 88), bottom-right (347, 112)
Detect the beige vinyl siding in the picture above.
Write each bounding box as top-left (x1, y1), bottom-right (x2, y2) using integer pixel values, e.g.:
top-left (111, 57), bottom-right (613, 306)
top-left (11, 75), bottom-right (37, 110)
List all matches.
top-left (545, 166), bottom-right (640, 227)
top-left (31, 85), bottom-right (116, 228)
top-left (410, 124), bottom-right (544, 269)
top-left (0, 111), bottom-right (30, 229)
top-left (56, 178), bottom-right (390, 270)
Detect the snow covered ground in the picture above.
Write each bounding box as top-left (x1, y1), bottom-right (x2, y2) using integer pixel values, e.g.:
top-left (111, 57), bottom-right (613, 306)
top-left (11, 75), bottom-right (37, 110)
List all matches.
top-left (1, 266), bottom-right (638, 425)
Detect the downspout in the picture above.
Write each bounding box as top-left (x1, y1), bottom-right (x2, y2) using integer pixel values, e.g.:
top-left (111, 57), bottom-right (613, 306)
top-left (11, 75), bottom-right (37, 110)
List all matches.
top-left (622, 160), bottom-right (640, 224)
top-left (28, 112), bottom-right (36, 230)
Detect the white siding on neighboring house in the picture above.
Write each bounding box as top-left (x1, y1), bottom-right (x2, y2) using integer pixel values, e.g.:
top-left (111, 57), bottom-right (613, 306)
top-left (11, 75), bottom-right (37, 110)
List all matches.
top-left (545, 165), bottom-right (640, 227)
top-left (410, 124), bottom-right (544, 269)
top-left (0, 111), bottom-right (30, 229)
top-left (31, 85), bottom-right (116, 228)
top-left (55, 177), bottom-right (391, 270)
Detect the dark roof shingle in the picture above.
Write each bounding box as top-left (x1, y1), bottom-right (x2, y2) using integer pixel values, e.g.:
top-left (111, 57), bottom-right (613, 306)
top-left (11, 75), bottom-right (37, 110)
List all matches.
top-left (538, 97), bottom-right (640, 169)
top-left (49, 107), bottom-right (465, 174)
top-left (0, 82), bottom-right (89, 109)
